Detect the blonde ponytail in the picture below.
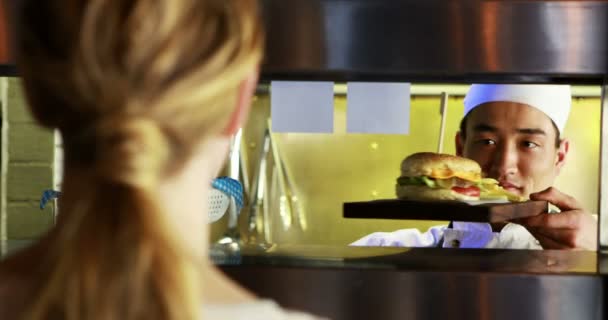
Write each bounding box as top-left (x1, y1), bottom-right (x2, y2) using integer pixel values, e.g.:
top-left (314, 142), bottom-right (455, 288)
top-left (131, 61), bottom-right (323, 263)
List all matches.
top-left (91, 117), bottom-right (169, 188)
top-left (28, 118), bottom-right (201, 320)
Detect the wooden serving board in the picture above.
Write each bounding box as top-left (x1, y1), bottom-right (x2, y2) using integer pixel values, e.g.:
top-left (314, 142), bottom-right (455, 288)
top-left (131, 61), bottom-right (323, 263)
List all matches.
top-left (343, 199), bottom-right (549, 223)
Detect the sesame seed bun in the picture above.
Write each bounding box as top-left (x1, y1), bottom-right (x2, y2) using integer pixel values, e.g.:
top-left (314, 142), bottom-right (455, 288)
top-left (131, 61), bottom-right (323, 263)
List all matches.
top-left (400, 152), bottom-right (481, 181)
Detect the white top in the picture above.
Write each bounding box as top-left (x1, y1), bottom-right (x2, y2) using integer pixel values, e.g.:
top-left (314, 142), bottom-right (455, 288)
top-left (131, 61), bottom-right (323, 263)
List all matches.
top-left (204, 300), bottom-right (327, 320)
top-left (350, 222), bottom-right (542, 249)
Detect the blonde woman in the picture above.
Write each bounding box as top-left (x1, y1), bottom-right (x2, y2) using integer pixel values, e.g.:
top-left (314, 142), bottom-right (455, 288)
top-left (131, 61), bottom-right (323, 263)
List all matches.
top-left (0, 0), bottom-right (324, 319)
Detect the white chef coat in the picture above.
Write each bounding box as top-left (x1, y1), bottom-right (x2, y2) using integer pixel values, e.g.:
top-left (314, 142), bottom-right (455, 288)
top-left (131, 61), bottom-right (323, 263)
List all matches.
top-left (350, 222), bottom-right (542, 249)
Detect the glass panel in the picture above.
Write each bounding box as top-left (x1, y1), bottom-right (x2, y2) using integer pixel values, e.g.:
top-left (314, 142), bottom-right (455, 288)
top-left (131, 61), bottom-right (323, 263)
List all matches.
top-left (599, 77), bottom-right (608, 250)
top-left (222, 82), bottom-right (602, 252)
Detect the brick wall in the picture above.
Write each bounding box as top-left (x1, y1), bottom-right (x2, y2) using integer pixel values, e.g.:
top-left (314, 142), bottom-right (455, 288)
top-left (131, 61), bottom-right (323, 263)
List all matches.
top-left (2, 77), bottom-right (56, 242)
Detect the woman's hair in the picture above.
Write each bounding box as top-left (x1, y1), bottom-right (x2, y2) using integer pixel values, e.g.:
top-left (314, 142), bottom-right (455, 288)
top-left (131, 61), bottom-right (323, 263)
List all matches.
top-left (14, 0), bottom-right (263, 319)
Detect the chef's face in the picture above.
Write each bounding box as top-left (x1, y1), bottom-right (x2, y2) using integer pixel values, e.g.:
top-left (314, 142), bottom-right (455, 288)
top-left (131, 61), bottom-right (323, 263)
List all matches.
top-left (456, 102), bottom-right (569, 198)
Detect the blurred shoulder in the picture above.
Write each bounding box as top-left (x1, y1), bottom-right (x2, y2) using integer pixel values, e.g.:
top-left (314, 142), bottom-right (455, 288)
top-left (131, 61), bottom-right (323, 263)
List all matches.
top-left (0, 241), bottom-right (49, 318)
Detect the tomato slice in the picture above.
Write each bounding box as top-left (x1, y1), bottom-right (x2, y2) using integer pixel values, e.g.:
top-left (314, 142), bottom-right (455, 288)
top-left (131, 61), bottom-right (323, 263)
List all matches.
top-left (451, 186), bottom-right (480, 197)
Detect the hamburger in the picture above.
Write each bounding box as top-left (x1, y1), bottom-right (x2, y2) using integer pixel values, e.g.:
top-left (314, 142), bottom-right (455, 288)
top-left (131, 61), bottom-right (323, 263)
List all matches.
top-left (395, 152), bottom-right (523, 202)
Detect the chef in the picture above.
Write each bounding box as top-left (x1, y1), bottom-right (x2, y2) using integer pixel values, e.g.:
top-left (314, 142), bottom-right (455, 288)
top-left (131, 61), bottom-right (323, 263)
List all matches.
top-left (352, 84), bottom-right (597, 250)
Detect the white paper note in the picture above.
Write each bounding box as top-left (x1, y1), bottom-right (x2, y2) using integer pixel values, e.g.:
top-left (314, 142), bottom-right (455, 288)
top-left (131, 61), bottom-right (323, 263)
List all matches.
top-left (271, 81), bottom-right (334, 133)
top-left (347, 82), bottom-right (410, 134)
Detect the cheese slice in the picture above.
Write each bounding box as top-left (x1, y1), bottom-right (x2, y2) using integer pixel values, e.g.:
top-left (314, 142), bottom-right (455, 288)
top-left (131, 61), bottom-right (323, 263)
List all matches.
top-left (429, 169), bottom-right (481, 182)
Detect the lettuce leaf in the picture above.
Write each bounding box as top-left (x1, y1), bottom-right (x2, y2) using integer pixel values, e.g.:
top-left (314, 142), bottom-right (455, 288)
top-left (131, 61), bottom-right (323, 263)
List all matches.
top-left (475, 178), bottom-right (526, 202)
top-left (397, 176), bottom-right (437, 188)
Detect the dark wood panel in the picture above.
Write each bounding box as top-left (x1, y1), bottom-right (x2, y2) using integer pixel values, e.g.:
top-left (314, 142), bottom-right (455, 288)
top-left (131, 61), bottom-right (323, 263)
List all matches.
top-left (0, 1), bottom-right (9, 63)
top-left (343, 199), bottom-right (549, 223)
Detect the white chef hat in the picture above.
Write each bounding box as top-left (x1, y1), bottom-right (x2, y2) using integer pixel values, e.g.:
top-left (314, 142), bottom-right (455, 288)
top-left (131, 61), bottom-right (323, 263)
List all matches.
top-left (463, 84), bottom-right (572, 134)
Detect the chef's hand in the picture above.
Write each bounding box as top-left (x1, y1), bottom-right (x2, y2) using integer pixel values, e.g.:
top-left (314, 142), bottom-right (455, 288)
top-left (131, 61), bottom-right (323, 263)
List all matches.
top-left (514, 187), bottom-right (597, 250)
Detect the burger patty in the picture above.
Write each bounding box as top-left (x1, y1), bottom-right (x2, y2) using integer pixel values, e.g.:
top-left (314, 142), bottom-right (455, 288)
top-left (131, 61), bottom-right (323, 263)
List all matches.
top-left (396, 176), bottom-right (475, 188)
